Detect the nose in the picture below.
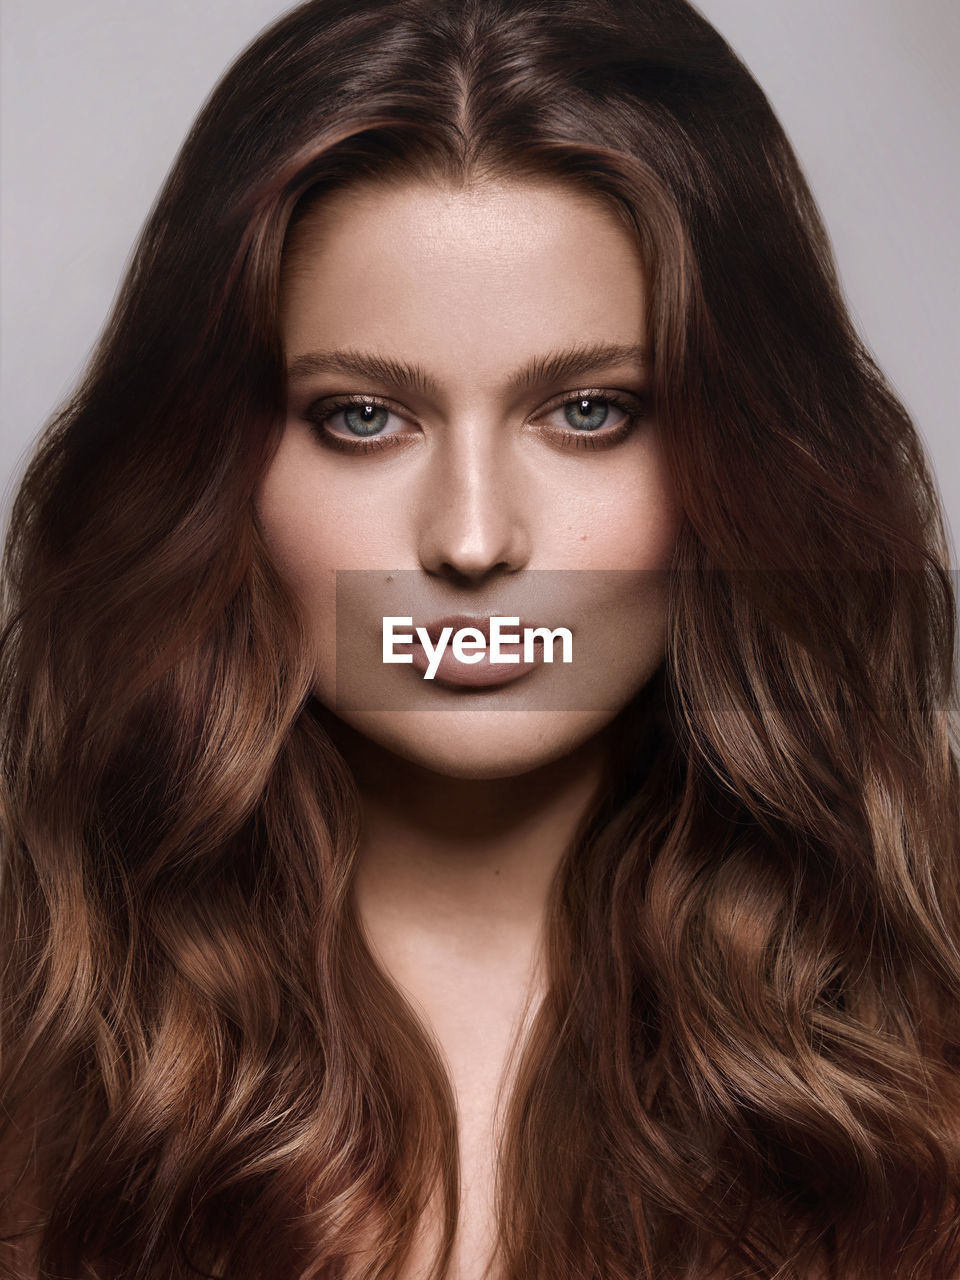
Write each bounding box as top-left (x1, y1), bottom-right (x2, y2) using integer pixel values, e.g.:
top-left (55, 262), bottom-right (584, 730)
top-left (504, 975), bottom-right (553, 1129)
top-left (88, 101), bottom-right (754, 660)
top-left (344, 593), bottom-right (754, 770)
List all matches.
top-left (415, 417), bottom-right (532, 584)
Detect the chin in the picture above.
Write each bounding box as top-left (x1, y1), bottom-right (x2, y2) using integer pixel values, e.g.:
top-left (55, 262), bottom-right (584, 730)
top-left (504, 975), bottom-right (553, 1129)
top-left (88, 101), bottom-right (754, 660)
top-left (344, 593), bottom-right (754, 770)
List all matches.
top-left (340, 706), bottom-right (609, 781)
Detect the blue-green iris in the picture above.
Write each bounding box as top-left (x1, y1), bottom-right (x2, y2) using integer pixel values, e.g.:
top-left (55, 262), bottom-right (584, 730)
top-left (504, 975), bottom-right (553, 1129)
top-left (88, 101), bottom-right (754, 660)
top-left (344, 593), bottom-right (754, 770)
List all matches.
top-left (345, 404), bottom-right (390, 436)
top-left (564, 398), bottom-right (609, 431)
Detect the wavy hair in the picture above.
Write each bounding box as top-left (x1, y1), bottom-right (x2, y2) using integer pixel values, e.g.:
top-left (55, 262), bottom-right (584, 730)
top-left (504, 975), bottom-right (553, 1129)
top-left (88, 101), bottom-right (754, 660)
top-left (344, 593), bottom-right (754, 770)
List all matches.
top-left (2, 1), bottom-right (959, 1277)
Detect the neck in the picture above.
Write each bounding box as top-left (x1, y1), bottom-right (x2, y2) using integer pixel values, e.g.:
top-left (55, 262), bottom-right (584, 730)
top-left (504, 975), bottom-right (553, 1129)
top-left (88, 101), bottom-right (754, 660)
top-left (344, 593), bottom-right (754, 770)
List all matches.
top-left (319, 711), bottom-right (620, 974)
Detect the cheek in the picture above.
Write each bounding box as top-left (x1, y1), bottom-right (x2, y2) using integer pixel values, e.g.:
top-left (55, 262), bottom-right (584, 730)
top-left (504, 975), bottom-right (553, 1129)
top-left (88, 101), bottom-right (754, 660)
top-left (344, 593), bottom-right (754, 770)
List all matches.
top-left (561, 438), bottom-right (682, 573)
top-left (255, 468), bottom-right (332, 607)
top-left (570, 440), bottom-right (680, 688)
top-left (598, 483), bottom-right (680, 572)
top-left (255, 434), bottom-right (401, 592)
top-left (254, 433), bottom-right (416, 701)
top-left (253, 444), bottom-right (343, 676)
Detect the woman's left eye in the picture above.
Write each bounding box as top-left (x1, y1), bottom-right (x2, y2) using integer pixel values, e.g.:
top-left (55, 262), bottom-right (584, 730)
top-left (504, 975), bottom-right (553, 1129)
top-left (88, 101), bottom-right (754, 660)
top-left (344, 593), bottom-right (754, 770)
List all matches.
top-left (538, 392), bottom-right (646, 449)
top-left (545, 395), bottom-right (627, 430)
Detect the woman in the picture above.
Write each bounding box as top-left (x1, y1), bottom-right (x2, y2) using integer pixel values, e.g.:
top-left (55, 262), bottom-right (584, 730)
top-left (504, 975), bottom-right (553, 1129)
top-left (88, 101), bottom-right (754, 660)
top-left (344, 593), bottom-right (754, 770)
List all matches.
top-left (2, 0), bottom-right (958, 1277)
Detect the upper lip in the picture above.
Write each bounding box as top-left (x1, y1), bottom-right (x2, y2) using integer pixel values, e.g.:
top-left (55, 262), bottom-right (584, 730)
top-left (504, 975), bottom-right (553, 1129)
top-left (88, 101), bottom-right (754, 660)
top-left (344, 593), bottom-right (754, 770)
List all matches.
top-left (417, 614), bottom-right (541, 646)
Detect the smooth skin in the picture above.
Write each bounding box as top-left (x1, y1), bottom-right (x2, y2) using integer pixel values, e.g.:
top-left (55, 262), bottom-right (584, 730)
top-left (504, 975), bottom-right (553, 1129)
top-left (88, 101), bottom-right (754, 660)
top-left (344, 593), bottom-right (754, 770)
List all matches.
top-left (255, 175), bottom-right (683, 1278)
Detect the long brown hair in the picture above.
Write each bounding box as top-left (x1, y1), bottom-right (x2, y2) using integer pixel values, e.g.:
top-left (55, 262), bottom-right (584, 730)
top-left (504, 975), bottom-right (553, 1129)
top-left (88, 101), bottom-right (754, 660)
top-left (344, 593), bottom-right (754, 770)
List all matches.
top-left (2, 1), bottom-right (959, 1276)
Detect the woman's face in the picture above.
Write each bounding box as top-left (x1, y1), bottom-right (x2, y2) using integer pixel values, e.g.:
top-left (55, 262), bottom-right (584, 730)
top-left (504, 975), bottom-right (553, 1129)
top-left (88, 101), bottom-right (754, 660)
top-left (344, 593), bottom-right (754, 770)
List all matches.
top-left (256, 174), bottom-right (682, 779)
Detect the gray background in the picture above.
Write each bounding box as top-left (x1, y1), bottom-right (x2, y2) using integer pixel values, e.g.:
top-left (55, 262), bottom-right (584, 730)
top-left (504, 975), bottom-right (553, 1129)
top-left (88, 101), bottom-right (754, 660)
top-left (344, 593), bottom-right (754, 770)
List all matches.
top-left (2, 0), bottom-right (957, 565)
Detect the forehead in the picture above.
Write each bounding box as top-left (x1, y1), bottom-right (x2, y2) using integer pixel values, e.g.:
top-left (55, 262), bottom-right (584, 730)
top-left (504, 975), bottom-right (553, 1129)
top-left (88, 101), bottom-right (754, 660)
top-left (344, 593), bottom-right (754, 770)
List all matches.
top-left (279, 175), bottom-right (648, 397)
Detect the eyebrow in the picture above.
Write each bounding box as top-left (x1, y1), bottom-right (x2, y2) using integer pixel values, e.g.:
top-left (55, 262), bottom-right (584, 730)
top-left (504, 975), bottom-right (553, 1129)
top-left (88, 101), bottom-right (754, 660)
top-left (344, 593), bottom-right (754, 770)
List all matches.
top-left (285, 341), bottom-right (649, 395)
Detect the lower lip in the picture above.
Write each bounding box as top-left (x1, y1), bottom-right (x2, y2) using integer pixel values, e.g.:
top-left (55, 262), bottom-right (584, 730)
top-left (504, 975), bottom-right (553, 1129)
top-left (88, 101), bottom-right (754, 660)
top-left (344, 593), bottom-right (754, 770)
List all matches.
top-left (406, 640), bottom-right (543, 688)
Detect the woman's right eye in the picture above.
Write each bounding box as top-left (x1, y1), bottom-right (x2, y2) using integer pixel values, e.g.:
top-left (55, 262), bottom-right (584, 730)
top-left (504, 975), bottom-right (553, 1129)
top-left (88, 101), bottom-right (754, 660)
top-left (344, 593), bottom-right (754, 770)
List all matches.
top-left (304, 396), bottom-right (409, 454)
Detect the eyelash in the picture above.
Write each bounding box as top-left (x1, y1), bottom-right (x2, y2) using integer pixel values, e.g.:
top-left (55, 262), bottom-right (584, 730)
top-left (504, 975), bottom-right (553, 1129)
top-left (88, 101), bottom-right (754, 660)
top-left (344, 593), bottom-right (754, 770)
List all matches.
top-left (302, 389), bottom-right (648, 455)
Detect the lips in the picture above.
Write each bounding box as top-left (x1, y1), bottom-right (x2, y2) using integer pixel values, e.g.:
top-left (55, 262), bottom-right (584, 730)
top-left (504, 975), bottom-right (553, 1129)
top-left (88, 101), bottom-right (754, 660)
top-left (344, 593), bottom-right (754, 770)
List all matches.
top-left (405, 613), bottom-right (547, 688)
